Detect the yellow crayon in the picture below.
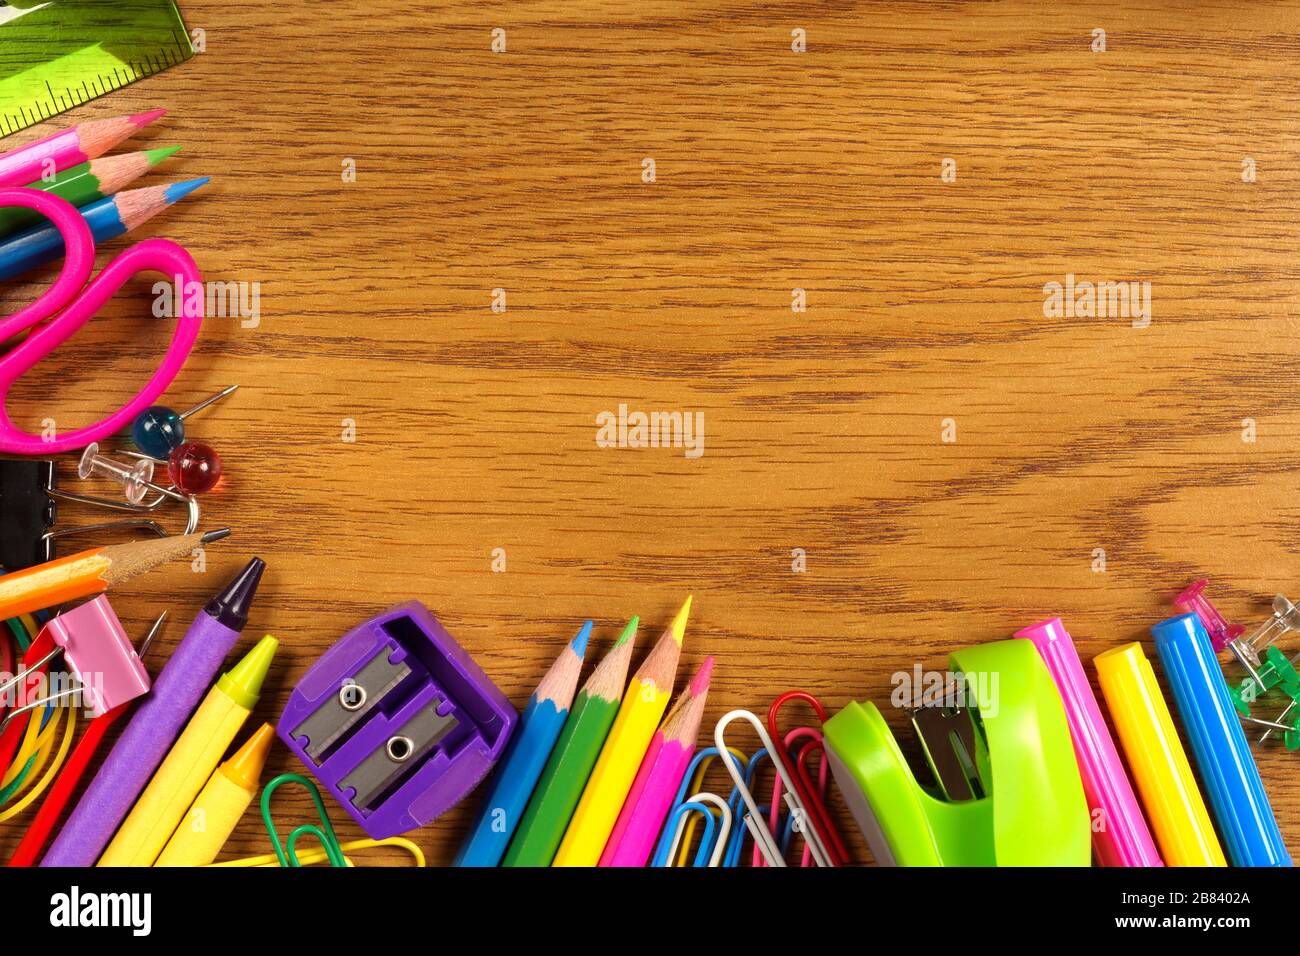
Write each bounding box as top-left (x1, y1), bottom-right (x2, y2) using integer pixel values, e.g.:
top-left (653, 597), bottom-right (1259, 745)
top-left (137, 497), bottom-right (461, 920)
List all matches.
top-left (1094, 642), bottom-right (1225, 867)
top-left (99, 636), bottom-right (278, 867)
top-left (553, 597), bottom-right (691, 866)
top-left (155, 723), bottom-right (275, 867)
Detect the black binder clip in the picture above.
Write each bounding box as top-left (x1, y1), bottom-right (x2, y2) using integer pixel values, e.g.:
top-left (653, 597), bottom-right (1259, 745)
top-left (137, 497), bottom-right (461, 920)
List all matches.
top-left (0, 458), bottom-right (198, 572)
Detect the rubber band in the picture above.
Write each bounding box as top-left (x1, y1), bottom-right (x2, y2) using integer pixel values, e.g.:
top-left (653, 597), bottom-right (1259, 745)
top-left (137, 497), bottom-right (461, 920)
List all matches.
top-left (0, 632), bottom-right (57, 782)
top-left (2, 697), bottom-right (50, 788)
top-left (7, 703), bottom-right (128, 867)
top-left (0, 754), bottom-right (36, 803)
top-left (18, 615), bottom-right (40, 647)
top-left (5, 618), bottom-right (28, 652)
top-left (0, 703), bottom-right (75, 822)
top-left (5, 700), bottom-right (66, 802)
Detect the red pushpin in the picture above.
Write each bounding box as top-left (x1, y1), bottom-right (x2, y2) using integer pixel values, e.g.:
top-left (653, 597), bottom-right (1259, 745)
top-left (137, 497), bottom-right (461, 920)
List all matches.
top-left (168, 441), bottom-right (223, 496)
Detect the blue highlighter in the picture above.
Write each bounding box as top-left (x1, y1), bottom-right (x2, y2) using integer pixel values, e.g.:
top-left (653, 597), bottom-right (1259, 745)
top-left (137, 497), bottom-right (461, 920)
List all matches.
top-left (1152, 613), bottom-right (1290, 867)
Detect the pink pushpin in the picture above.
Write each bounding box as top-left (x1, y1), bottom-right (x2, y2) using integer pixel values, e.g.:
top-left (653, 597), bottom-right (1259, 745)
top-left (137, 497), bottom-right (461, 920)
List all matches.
top-left (1174, 579), bottom-right (1245, 652)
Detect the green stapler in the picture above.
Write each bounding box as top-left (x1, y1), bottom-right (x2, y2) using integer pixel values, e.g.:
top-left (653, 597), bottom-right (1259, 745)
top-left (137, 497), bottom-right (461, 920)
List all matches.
top-left (823, 638), bottom-right (1090, 866)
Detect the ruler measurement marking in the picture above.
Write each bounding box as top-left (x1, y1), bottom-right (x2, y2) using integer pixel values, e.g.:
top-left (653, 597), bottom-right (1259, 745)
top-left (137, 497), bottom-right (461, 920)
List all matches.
top-left (1, 32), bottom-right (193, 138)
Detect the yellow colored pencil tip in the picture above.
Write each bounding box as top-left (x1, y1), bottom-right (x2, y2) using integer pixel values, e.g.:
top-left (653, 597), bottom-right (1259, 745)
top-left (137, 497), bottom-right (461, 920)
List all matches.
top-left (670, 595), bottom-right (692, 646)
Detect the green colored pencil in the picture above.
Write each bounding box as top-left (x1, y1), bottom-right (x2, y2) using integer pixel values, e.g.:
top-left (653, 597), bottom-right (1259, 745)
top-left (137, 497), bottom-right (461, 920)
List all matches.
top-left (502, 617), bottom-right (638, 867)
top-left (0, 146), bottom-right (181, 237)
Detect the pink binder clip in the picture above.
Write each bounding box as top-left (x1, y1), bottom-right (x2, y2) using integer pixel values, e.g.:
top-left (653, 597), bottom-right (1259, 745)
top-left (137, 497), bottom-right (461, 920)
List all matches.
top-left (43, 596), bottom-right (151, 716)
top-left (1174, 580), bottom-right (1245, 653)
top-left (1017, 618), bottom-right (1163, 867)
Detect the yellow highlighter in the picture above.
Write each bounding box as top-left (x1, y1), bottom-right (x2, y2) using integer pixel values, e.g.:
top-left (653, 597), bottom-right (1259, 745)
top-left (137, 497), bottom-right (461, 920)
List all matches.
top-left (1094, 642), bottom-right (1225, 867)
top-left (553, 597), bottom-right (691, 866)
top-left (99, 635), bottom-right (278, 867)
top-left (155, 723), bottom-right (275, 867)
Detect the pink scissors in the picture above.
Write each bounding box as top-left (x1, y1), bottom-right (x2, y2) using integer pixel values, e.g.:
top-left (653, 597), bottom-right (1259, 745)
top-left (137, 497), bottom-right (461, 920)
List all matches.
top-left (0, 187), bottom-right (203, 455)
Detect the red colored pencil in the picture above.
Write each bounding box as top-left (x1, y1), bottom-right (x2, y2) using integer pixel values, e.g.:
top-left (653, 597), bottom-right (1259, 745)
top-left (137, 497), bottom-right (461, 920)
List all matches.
top-left (0, 110), bottom-right (166, 188)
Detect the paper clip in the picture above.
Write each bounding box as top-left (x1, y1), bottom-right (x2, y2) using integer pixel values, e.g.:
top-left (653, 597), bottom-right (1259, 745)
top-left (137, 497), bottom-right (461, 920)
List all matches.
top-left (762, 726), bottom-right (834, 867)
top-left (660, 793), bottom-right (732, 867)
top-left (211, 837), bottom-right (426, 868)
top-left (767, 691), bottom-right (849, 866)
top-left (652, 747), bottom-right (743, 867)
top-left (0, 458), bottom-right (198, 573)
top-left (715, 709), bottom-right (831, 867)
top-left (261, 772), bottom-right (347, 868)
top-left (742, 747), bottom-right (805, 865)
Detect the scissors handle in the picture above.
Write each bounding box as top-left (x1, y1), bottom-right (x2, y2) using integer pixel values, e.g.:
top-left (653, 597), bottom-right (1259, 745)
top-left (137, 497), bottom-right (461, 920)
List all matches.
top-left (0, 188), bottom-right (203, 455)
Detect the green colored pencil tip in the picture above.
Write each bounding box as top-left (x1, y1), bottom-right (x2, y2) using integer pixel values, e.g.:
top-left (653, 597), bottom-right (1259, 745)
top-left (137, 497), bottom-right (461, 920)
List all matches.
top-left (613, 616), bottom-right (639, 648)
top-left (145, 145), bottom-right (183, 166)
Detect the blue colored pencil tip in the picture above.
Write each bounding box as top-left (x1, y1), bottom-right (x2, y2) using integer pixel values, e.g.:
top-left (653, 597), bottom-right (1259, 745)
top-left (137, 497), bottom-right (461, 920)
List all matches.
top-left (571, 620), bottom-right (593, 657)
top-left (164, 177), bottom-right (211, 204)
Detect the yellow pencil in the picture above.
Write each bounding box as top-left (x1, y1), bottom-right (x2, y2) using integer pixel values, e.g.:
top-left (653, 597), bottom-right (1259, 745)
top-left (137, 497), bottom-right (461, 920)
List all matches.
top-left (552, 596), bottom-right (691, 866)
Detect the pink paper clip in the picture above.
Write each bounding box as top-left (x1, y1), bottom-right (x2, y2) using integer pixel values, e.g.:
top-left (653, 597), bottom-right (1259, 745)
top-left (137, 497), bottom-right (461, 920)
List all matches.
top-left (1174, 580), bottom-right (1245, 653)
top-left (1017, 618), bottom-right (1163, 867)
top-left (43, 596), bottom-right (151, 716)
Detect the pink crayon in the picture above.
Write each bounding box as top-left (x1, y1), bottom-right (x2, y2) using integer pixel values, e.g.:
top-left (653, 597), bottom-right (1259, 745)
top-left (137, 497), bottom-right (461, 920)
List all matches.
top-left (600, 657), bottom-right (714, 867)
top-left (0, 110), bottom-right (165, 188)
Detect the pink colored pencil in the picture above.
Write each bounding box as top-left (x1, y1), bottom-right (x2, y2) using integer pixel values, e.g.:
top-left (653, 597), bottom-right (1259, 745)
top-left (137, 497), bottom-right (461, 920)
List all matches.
top-left (0, 110), bottom-right (166, 188)
top-left (599, 656), bottom-right (714, 867)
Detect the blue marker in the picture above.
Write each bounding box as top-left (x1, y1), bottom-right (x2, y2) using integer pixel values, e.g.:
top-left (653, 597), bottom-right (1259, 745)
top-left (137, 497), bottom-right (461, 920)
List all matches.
top-left (455, 621), bottom-right (591, 866)
top-left (0, 178), bottom-right (208, 281)
top-left (1153, 613), bottom-right (1291, 867)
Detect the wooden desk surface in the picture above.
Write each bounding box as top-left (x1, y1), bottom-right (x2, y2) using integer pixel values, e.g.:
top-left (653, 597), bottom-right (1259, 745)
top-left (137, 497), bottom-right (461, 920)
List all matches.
top-left (2, 0), bottom-right (1298, 866)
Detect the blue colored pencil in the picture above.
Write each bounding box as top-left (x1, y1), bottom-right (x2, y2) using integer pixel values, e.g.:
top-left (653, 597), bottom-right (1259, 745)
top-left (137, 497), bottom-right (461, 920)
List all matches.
top-left (454, 621), bottom-right (591, 867)
top-left (0, 178), bottom-right (208, 281)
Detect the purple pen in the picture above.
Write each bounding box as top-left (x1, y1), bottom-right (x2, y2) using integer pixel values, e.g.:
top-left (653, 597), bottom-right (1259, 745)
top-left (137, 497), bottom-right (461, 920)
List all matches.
top-left (41, 557), bottom-right (265, 867)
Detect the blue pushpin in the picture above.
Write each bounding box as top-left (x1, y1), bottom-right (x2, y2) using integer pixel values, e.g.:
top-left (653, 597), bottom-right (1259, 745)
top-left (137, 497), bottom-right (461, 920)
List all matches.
top-left (131, 384), bottom-right (239, 459)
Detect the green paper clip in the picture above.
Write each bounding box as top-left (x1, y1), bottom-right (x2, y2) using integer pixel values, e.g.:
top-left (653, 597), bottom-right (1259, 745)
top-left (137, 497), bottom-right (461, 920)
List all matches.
top-left (823, 638), bottom-right (1090, 866)
top-left (261, 772), bottom-right (347, 868)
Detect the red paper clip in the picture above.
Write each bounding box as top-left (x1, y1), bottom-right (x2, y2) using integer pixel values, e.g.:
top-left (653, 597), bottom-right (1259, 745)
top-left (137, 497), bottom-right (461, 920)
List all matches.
top-left (767, 690), bottom-right (851, 866)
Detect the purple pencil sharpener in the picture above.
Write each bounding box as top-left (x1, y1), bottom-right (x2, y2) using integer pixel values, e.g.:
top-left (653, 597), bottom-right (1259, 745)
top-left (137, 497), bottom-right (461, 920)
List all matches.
top-left (278, 601), bottom-right (516, 839)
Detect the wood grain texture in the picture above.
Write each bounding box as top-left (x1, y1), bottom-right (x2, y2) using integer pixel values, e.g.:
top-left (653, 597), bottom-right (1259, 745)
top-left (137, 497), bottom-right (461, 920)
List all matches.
top-left (2, 0), bottom-right (1299, 866)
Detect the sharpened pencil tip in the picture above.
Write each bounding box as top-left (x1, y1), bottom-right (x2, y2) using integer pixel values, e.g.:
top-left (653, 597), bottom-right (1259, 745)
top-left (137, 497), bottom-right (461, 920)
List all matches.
top-left (200, 528), bottom-right (232, 543)
top-left (145, 144), bottom-right (183, 165)
top-left (613, 616), bottom-right (638, 648)
top-left (689, 655), bottom-right (715, 694)
top-left (670, 595), bottom-right (692, 646)
top-left (164, 177), bottom-right (209, 204)
top-left (130, 108), bottom-right (167, 127)
top-left (571, 620), bottom-right (593, 657)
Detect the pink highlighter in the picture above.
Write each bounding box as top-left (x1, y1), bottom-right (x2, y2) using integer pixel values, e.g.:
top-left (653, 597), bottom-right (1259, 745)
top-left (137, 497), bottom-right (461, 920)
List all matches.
top-left (1017, 618), bottom-right (1163, 867)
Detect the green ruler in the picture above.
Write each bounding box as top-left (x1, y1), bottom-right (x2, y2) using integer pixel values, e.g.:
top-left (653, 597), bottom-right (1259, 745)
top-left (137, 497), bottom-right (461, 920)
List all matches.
top-left (0, 0), bottom-right (193, 138)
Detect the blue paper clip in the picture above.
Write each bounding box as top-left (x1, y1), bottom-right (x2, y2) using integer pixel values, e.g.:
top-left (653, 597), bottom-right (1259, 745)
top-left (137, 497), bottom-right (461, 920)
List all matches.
top-left (658, 796), bottom-right (732, 867)
top-left (1153, 613), bottom-right (1291, 868)
top-left (654, 747), bottom-right (748, 867)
